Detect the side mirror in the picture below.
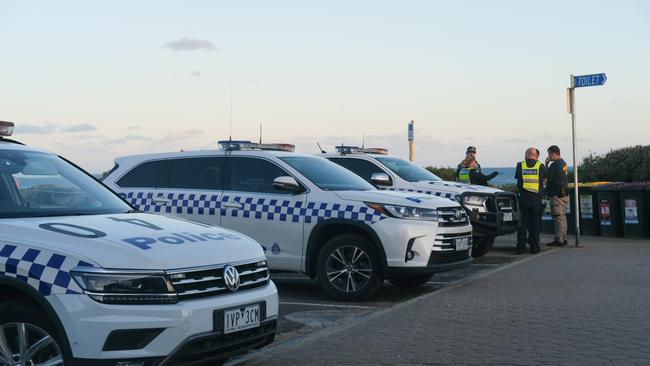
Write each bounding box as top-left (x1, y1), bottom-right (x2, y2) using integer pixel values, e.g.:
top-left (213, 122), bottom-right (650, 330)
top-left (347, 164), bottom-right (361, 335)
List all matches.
top-left (273, 176), bottom-right (303, 193)
top-left (370, 172), bottom-right (392, 186)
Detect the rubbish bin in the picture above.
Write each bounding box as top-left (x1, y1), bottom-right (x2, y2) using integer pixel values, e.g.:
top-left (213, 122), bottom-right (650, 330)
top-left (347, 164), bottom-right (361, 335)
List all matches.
top-left (618, 183), bottom-right (650, 239)
top-left (578, 183), bottom-right (609, 236)
top-left (594, 184), bottom-right (624, 237)
top-left (567, 182), bottom-right (613, 236)
top-left (541, 196), bottom-right (555, 234)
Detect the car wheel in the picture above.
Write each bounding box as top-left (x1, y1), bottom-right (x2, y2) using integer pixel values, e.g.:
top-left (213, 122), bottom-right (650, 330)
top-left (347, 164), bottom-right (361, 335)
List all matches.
top-left (471, 236), bottom-right (494, 258)
top-left (316, 234), bottom-right (384, 301)
top-left (0, 301), bottom-right (71, 366)
top-left (389, 273), bottom-right (434, 288)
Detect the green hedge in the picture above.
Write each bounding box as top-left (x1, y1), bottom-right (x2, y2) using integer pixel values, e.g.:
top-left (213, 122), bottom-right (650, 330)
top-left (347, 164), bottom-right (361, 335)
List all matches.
top-left (576, 145), bottom-right (650, 182)
top-left (424, 166), bottom-right (457, 181)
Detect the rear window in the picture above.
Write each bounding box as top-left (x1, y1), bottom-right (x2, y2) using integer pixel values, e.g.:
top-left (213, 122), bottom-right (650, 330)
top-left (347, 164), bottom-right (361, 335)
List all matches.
top-left (169, 157), bottom-right (225, 190)
top-left (116, 160), bottom-right (170, 188)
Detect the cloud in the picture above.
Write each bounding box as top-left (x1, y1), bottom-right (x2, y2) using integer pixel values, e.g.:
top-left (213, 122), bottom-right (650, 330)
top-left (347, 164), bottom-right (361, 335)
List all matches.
top-left (15, 124), bottom-right (59, 134)
top-left (60, 123), bottom-right (97, 133)
top-left (14, 122), bottom-right (98, 135)
top-left (163, 38), bottom-right (219, 51)
top-left (191, 70), bottom-right (202, 77)
top-left (124, 134), bottom-right (153, 141)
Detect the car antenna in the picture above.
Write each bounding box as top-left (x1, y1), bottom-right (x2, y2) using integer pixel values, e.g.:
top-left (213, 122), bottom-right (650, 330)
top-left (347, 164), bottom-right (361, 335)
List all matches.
top-left (317, 142), bottom-right (327, 154)
top-left (361, 134), bottom-right (365, 149)
top-left (259, 123), bottom-right (262, 144)
top-left (340, 104), bottom-right (345, 147)
top-left (229, 80), bottom-right (234, 141)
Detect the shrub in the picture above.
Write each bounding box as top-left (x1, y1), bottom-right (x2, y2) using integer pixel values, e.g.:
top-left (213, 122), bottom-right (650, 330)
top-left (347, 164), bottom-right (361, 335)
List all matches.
top-left (575, 145), bottom-right (650, 182)
top-left (424, 166), bottom-right (457, 181)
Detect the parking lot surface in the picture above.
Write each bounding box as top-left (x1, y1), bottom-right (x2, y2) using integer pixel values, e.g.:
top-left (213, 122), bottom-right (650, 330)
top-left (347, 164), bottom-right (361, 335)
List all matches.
top-left (231, 234), bottom-right (650, 365)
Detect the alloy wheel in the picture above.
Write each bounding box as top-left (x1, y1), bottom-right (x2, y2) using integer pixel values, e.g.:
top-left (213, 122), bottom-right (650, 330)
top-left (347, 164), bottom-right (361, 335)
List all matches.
top-left (0, 322), bottom-right (63, 366)
top-left (326, 245), bottom-right (373, 293)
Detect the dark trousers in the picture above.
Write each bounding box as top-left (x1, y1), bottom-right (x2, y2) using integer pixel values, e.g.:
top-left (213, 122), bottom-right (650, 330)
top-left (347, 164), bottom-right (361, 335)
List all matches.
top-left (517, 196), bottom-right (542, 252)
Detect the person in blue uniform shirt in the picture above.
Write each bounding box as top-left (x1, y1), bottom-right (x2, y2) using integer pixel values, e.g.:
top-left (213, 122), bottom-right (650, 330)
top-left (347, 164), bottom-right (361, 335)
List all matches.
top-left (514, 147), bottom-right (547, 254)
top-left (545, 145), bottom-right (569, 246)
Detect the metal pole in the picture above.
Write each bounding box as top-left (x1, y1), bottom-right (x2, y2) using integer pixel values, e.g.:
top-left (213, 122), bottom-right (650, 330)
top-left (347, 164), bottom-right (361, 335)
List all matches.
top-left (408, 120), bottom-right (414, 161)
top-left (569, 81), bottom-right (581, 247)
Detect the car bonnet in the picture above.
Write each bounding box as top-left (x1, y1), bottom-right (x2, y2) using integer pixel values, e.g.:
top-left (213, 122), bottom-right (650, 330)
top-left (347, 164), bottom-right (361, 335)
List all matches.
top-left (0, 213), bottom-right (265, 270)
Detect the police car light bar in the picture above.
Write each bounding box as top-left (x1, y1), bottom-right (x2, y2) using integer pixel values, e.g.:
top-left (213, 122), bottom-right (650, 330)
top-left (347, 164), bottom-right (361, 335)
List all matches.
top-left (362, 147), bottom-right (388, 155)
top-left (335, 145), bottom-right (388, 155)
top-left (0, 121), bottom-right (14, 137)
top-left (218, 140), bottom-right (295, 152)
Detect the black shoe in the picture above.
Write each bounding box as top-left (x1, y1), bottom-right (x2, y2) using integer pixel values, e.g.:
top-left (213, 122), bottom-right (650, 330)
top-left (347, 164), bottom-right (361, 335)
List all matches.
top-left (546, 240), bottom-right (563, 246)
top-left (531, 247), bottom-right (541, 254)
top-left (516, 248), bottom-right (525, 255)
top-left (560, 240), bottom-right (568, 247)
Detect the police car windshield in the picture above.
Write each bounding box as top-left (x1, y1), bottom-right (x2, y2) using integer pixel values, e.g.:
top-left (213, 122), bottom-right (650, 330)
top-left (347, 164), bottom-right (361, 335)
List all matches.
top-left (0, 150), bottom-right (132, 218)
top-left (280, 156), bottom-right (375, 191)
top-left (375, 157), bottom-right (442, 182)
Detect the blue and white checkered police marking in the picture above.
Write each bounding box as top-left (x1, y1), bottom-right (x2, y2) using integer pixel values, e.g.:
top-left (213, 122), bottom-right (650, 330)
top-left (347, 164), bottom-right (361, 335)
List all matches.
top-left (122, 192), bottom-right (385, 224)
top-left (0, 244), bottom-right (93, 295)
top-left (383, 187), bottom-right (458, 201)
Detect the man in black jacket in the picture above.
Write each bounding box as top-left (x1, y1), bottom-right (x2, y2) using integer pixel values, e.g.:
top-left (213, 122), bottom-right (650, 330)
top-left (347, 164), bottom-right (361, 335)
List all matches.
top-left (545, 145), bottom-right (569, 246)
top-left (514, 147), bottom-right (547, 254)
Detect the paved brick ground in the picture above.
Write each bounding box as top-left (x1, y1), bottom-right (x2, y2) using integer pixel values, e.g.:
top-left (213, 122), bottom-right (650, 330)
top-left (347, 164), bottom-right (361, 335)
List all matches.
top-left (248, 237), bottom-right (650, 365)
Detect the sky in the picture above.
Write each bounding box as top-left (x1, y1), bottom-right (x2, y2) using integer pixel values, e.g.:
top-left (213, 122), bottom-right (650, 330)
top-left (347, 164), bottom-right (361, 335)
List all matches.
top-left (1, 0), bottom-right (649, 173)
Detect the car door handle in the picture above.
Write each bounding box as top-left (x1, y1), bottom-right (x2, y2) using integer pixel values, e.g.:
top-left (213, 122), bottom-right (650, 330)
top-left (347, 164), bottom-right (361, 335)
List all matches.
top-left (152, 197), bottom-right (171, 205)
top-left (223, 202), bottom-right (243, 209)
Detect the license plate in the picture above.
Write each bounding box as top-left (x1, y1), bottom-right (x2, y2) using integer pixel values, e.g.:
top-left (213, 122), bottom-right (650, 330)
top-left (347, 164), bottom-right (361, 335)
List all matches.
top-left (224, 304), bottom-right (261, 334)
top-left (454, 237), bottom-right (470, 251)
top-left (503, 212), bottom-right (513, 222)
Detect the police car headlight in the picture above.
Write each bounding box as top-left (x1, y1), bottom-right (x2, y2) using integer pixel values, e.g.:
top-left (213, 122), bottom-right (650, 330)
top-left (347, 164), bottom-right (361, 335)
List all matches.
top-left (71, 270), bottom-right (178, 305)
top-left (366, 203), bottom-right (438, 221)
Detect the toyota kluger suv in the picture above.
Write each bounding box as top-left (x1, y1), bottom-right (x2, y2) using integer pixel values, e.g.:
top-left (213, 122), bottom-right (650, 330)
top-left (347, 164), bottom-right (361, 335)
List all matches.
top-left (103, 141), bottom-right (474, 301)
top-left (324, 146), bottom-right (519, 257)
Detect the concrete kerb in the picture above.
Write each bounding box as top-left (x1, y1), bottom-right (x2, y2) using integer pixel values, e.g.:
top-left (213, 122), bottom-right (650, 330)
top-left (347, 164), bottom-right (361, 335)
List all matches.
top-left (229, 247), bottom-right (559, 366)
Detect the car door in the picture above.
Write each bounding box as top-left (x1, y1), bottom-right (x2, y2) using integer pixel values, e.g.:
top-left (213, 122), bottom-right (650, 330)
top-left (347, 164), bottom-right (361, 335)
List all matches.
top-left (153, 157), bottom-right (226, 226)
top-left (221, 156), bottom-right (306, 271)
top-left (327, 157), bottom-right (395, 189)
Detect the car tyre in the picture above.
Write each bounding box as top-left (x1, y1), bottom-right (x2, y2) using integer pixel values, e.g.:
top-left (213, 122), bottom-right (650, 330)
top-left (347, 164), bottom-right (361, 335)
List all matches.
top-left (316, 234), bottom-right (384, 301)
top-left (471, 236), bottom-right (494, 258)
top-left (0, 300), bottom-right (72, 366)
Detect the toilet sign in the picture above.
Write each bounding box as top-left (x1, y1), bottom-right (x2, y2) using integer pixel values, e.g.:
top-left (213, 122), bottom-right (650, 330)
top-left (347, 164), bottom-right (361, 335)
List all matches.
top-left (572, 73), bottom-right (607, 88)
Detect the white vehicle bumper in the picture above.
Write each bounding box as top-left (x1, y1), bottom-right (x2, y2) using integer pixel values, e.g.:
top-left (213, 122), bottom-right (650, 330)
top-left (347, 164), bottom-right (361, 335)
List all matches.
top-left (372, 218), bottom-right (474, 274)
top-left (47, 281), bottom-right (278, 365)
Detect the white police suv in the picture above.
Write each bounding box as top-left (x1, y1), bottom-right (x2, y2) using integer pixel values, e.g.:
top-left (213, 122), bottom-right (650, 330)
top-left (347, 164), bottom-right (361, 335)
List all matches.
top-left (323, 146), bottom-right (519, 257)
top-left (0, 123), bottom-right (277, 366)
top-left (103, 141), bottom-right (473, 301)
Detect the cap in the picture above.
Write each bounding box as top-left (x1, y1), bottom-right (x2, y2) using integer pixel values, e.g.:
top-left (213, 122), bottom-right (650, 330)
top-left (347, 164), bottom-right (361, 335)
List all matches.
top-left (466, 146), bottom-right (477, 153)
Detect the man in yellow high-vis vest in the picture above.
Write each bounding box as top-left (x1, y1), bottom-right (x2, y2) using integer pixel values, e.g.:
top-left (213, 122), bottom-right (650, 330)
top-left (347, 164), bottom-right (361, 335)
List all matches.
top-left (514, 147), bottom-right (547, 254)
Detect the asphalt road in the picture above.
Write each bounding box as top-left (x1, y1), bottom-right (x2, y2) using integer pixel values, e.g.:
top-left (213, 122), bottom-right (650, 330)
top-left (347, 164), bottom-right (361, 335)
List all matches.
top-left (229, 233), bottom-right (542, 364)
